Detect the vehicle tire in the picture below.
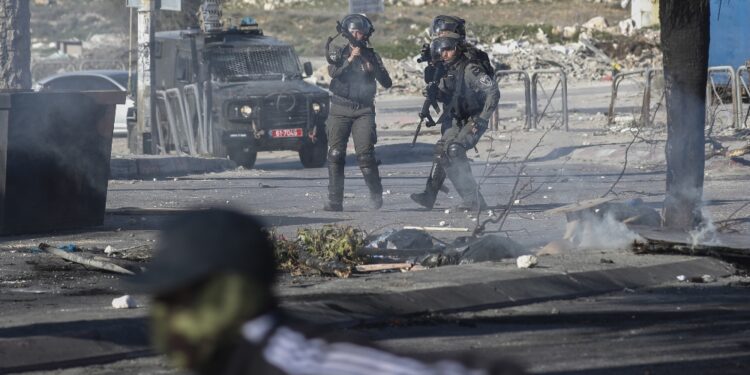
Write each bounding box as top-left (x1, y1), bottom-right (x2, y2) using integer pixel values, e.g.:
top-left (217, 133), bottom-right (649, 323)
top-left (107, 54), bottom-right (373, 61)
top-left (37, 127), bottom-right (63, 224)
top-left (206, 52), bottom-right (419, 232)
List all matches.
top-left (299, 134), bottom-right (328, 168)
top-left (229, 146), bottom-right (258, 169)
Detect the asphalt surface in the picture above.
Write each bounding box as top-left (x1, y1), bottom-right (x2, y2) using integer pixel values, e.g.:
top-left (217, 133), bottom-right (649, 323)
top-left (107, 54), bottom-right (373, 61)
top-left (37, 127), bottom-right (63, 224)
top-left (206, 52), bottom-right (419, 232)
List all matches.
top-left (2, 81), bottom-right (750, 374)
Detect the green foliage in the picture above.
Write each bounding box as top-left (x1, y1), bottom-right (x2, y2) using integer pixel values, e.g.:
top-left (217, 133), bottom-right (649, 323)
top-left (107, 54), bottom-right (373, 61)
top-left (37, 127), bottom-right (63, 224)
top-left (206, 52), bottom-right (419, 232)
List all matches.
top-left (269, 225), bottom-right (366, 274)
top-left (296, 225), bottom-right (365, 265)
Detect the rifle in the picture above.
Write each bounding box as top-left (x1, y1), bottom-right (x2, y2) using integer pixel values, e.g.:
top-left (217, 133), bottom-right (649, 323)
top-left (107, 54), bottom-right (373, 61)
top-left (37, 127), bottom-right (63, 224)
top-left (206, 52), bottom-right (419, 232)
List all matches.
top-left (411, 62), bottom-right (444, 147)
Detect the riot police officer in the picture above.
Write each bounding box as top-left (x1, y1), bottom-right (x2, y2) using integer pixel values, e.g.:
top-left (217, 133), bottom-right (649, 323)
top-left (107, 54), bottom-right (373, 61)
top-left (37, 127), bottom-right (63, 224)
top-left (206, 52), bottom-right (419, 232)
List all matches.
top-left (411, 34), bottom-right (500, 211)
top-left (324, 14), bottom-right (392, 212)
top-left (411, 16), bottom-right (496, 210)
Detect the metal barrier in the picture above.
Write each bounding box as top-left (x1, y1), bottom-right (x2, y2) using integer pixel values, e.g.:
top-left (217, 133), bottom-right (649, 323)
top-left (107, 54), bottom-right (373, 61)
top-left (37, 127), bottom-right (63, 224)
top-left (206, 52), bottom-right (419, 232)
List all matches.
top-left (705, 65), bottom-right (738, 129)
top-left (530, 69), bottom-right (568, 131)
top-left (493, 70), bottom-right (531, 130)
top-left (166, 88), bottom-right (197, 155)
top-left (183, 84), bottom-right (208, 154)
top-left (607, 69), bottom-right (663, 127)
top-left (736, 66), bottom-right (750, 128)
top-left (155, 90), bottom-right (184, 155)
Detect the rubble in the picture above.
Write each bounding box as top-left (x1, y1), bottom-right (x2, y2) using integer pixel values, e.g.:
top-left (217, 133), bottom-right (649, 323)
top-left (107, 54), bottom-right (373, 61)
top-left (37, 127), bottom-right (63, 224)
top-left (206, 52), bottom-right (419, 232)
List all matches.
top-left (516, 255), bottom-right (539, 269)
top-left (111, 295), bottom-right (138, 309)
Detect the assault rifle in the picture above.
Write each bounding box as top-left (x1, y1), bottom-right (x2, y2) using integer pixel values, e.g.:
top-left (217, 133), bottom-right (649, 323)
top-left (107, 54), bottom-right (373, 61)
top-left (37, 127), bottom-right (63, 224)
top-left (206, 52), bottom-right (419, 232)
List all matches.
top-left (411, 62), bottom-right (444, 147)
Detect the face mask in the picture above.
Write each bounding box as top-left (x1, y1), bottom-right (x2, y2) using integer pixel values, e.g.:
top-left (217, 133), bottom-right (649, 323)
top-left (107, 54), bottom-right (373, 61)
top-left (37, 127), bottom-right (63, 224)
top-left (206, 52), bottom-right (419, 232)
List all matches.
top-left (150, 274), bottom-right (269, 372)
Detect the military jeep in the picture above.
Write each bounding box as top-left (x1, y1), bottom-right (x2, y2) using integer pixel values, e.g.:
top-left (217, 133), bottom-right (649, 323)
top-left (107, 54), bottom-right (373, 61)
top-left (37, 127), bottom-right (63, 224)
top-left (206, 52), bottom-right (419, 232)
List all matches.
top-left (152, 21), bottom-right (329, 168)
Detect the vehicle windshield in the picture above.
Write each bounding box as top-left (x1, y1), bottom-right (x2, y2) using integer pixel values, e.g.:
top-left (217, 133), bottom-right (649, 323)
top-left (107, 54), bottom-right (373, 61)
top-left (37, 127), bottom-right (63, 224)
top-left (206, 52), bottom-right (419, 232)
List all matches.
top-left (210, 45), bottom-right (302, 82)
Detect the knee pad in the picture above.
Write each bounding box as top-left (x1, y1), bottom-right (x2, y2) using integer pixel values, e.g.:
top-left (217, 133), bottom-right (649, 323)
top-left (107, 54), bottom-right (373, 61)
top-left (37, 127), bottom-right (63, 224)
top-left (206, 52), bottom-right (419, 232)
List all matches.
top-left (447, 143), bottom-right (468, 161)
top-left (327, 147), bottom-right (345, 164)
top-left (357, 153), bottom-right (378, 169)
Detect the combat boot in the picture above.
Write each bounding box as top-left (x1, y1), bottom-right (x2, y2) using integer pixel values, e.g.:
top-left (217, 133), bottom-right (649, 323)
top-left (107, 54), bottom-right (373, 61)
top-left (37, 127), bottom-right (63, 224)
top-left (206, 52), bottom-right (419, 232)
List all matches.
top-left (359, 155), bottom-right (383, 210)
top-left (410, 162), bottom-right (446, 209)
top-left (324, 161), bottom-right (344, 212)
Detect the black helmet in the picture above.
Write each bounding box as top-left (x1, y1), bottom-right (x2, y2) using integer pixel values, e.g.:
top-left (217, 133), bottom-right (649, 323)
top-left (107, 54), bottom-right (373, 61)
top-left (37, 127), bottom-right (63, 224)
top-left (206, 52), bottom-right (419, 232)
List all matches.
top-left (430, 36), bottom-right (462, 61)
top-left (341, 14), bottom-right (374, 37)
top-left (431, 15), bottom-right (466, 39)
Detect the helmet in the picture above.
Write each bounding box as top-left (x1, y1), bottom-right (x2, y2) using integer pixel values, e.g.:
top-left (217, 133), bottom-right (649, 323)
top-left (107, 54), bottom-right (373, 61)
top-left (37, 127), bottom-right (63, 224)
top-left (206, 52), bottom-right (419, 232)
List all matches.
top-left (430, 36), bottom-right (461, 61)
top-left (431, 15), bottom-right (466, 39)
top-left (341, 14), bottom-right (374, 37)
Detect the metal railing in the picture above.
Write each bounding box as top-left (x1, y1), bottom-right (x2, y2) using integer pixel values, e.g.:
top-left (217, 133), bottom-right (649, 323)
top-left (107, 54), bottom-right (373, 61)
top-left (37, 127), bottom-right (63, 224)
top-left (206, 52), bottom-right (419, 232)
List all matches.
top-left (166, 88), bottom-right (198, 155)
top-left (530, 69), bottom-right (568, 131)
top-left (183, 84), bottom-right (209, 154)
top-left (493, 70), bottom-right (531, 130)
top-left (607, 69), bottom-right (663, 127)
top-left (705, 66), bottom-right (738, 130)
top-left (735, 66), bottom-right (750, 128)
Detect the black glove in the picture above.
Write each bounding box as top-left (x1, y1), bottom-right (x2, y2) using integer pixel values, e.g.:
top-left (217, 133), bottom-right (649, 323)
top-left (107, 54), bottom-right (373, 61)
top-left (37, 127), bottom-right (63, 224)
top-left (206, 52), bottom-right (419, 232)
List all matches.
top-left (464, 118), bottom-right (489, 148)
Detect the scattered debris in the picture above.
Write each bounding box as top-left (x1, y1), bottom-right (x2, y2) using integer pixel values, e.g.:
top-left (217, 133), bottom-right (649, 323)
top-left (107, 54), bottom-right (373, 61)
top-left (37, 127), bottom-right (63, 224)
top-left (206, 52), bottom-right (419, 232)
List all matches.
top-left (676, 274), bottom-right (687, 282)
top-left (516, 255), bottom-right (539, 269)
top-left (38, 243), bottom-right (135, 275)
top-left (459, 235), bottom-right (529, 264)
top-left (111, 295), bottom-right (137, 309)
top-left (701, 274), bottom-right (717, 283)
top-left (272, 226), bottom-right (365, 278)
top-left (404, 225), bottom-right (469, 232)
top-left (355, 263), bottom-right (419, 273)
top-left (367, 229), bottom-right (435, 250)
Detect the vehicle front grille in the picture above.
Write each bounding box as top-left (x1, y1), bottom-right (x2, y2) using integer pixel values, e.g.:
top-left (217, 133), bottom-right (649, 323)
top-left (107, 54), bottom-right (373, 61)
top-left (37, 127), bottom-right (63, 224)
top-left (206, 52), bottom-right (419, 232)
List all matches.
top-left (259, 94), bottom-right (308, 128)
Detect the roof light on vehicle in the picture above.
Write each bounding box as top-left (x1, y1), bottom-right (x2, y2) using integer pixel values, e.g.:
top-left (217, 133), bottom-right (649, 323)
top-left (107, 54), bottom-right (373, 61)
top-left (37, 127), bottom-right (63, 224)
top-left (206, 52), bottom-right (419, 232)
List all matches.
top-left (312, 102), bottom-right (321, 113)
top-left (240, 105), bottom-right (253, 118)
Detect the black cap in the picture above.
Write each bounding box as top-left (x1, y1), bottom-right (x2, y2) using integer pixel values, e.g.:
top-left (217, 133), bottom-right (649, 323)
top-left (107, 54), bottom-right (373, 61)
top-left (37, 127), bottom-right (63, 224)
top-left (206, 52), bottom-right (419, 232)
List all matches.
top-left (127, 209), bottom-right (276, 295)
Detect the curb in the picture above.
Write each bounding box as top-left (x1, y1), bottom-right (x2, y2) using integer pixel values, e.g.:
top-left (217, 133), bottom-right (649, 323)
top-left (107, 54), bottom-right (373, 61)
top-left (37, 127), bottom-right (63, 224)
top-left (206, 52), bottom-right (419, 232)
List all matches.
top-left (281, 257), bottom-right (733, 327)
top-left (109, 156), bottom-right (237, 180)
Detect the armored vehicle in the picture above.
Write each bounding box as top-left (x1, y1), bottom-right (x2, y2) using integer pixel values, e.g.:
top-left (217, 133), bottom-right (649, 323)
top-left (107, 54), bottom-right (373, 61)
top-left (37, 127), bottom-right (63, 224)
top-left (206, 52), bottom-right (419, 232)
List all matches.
top-left (151, 19), bottom-right (329, 168)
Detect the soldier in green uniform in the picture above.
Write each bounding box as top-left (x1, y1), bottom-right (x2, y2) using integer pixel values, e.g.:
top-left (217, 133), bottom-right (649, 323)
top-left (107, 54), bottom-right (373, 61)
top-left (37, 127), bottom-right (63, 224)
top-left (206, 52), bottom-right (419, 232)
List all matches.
top-left (411, 34), bottom-right (500, 211)
top-left (324, 14), bottom-right (392, 212)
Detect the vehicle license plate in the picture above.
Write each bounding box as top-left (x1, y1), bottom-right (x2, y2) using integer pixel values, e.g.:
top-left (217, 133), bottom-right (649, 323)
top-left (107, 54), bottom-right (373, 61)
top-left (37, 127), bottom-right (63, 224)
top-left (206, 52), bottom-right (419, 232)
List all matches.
top-left (270, 128), bottom-right (303, 138)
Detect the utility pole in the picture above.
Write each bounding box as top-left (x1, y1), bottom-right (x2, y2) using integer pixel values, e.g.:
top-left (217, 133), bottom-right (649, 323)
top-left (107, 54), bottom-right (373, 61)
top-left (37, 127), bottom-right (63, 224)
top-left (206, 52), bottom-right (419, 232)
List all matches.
top-left (0, 0), bottom-right (31, 91)
top-left (136, 0), bottom-right (157, 154)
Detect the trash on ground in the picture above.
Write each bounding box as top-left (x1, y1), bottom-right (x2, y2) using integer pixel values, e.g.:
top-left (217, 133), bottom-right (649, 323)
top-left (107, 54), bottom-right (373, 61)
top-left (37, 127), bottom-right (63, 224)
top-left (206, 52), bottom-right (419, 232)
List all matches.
top-left (111, 295), bottom-right (137, 309)
top-left (38, 243), bottom-right (135, 275)
top-left (516, 255), bottom-right (539, 269)
top-left (458, 235), bottom-right (530, 264)
top-left (366, 229), bottom-right (434, 250)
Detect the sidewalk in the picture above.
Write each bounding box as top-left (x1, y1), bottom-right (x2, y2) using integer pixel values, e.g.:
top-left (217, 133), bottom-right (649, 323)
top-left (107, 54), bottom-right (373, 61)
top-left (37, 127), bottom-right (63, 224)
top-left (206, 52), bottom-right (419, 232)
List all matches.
top-left (109, 155), bottom-right (237, 180)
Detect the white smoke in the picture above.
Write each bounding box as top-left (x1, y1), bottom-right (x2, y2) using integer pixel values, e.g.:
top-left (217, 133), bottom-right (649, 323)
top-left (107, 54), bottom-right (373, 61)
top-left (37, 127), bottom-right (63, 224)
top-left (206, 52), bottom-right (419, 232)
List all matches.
top-left (570, 211), bottom-right (644, 250)
top-left (689, 208), bottom-right (721, 249)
